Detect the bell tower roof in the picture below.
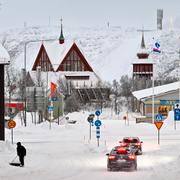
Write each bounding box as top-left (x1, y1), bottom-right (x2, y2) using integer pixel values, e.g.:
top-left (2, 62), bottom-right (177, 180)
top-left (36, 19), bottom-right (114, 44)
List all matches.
top-left (59, 18), bottom-right (65, 44)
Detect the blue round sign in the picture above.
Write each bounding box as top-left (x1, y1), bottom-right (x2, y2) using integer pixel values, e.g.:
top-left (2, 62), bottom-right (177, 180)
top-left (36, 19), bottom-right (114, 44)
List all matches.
top-left (95, 120), bottom-right (102, 127)
top-left (95, 110), bottom-right (101, 116)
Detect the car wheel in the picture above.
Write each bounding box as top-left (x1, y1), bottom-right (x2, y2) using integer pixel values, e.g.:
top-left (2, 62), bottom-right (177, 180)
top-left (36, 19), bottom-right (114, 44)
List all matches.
top-left (107, 167), bottom-right (112, 171)
top-left (138, 149), bottom-right (142, 155)
top-left (131, 163), bottom-right (137, 171)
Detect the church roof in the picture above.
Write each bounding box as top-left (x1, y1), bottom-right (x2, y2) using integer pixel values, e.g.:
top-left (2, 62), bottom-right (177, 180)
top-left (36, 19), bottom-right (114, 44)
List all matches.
top-left (33, 40), bottom-right (91, 71)
top-left (42, 40), bottom-right (73, 70)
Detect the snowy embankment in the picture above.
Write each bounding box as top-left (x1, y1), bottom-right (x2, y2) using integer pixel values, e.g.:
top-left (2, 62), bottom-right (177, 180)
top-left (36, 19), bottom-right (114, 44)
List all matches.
top-left (0, 110), bottom-right (180, 180)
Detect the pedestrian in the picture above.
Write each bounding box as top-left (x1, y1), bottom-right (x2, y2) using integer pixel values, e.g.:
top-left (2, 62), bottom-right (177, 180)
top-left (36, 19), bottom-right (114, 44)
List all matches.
top-left (16, 142), bottom-right (26, 167)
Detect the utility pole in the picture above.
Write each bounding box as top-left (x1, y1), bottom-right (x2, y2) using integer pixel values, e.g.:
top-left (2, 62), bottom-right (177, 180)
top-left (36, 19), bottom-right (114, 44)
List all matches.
top-left (0, 65), bottom-right (5, 140)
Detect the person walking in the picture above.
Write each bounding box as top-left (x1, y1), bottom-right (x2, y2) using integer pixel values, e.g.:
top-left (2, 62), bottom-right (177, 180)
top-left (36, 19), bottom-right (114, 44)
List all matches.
top-left (16, 142), bottom-right (26, 167)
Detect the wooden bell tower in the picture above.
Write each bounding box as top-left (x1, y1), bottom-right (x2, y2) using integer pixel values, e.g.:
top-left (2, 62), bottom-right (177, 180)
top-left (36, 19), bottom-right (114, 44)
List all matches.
top-left (132, 31), bottom-right (153, 91)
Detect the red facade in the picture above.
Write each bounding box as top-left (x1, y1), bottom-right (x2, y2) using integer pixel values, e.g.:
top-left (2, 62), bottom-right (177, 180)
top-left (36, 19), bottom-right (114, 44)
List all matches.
top-left (56, 43), bottom-right (93, 72)
top-left (32, 44), bottom-right (54, 71)
top-left (133, 64), bottom-right (153, 73)
top-left (32, 43), bottom-right (93, 73)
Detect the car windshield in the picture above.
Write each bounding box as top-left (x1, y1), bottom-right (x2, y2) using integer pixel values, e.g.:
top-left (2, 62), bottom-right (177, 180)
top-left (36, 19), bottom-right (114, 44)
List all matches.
top-left (123, 138), bottom-right (139, 143)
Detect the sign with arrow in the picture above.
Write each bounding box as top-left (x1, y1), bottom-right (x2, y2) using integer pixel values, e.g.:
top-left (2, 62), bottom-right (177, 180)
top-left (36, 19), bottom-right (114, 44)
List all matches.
top-left (95, 110), bottom-right (101, 116)
top-left (174, 104), bottom-right (180, 121)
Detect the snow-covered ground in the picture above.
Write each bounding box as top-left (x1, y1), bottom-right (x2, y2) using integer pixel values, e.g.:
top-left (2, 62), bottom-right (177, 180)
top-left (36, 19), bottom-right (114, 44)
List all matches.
top-left (1, 110), bottom-right (180, 180)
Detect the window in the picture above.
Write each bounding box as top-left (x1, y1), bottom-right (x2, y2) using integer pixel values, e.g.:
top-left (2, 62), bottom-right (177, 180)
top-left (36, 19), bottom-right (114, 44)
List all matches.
top-left (62, 50), bottom-right (84, 71)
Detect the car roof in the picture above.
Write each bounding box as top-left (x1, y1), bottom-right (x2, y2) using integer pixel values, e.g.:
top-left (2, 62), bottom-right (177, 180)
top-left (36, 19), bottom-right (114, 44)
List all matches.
top-left (123, 137), bottom-right (140, 140)
top-left (110, 146), bottom-right (133, 154)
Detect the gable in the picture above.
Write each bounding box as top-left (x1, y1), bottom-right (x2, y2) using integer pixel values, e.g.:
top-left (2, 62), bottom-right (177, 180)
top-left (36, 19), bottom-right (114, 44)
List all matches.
top-left (56, 43), bottom-right (93, 72)
top-left (32, 44), bottom-right (54, 72)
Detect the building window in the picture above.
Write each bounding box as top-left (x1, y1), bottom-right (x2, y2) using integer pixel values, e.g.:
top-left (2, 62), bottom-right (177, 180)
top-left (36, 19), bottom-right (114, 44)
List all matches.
top-left (62, 50), bottom-right (85, 71)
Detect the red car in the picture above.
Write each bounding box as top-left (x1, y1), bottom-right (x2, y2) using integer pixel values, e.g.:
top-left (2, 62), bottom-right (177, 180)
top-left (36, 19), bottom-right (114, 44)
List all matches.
top-left (119, 137), bottom-right (143, 155)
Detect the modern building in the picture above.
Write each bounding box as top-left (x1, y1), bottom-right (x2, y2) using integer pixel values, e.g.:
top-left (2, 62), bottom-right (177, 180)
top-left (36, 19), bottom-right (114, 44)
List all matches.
top-left (132, 81), bottom-right (180, 119)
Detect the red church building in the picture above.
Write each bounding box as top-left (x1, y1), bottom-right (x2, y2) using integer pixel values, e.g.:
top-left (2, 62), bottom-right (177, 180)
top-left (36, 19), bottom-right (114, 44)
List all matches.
top-left (30, 20), bottom-right (100, 89)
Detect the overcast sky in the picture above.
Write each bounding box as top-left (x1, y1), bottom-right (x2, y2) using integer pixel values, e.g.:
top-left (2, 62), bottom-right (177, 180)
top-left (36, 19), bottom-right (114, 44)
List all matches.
top-left (0, 0), bottom-right (180, 29)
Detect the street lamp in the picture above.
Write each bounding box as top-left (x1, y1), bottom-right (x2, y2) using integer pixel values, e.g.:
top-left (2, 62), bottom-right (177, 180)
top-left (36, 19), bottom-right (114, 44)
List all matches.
top-left (24, 38), bottom-right (57, 126)
top-left (152, 62), bottom-right (155, 123)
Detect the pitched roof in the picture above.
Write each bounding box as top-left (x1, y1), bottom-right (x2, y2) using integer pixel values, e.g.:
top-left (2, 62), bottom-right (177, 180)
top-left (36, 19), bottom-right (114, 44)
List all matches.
top-left (34, 40), bottom-right (92, 72)
top-left (42, 40), bottom-right (73, 70)
top-left (132, 81), bottom-right (179, 100)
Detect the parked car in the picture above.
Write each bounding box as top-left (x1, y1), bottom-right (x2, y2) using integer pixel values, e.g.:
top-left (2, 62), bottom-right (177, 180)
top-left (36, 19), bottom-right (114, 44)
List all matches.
top-left (106, 146), bottom-right (137, 171)
top-left (119, 137), bottom-right (143, 155)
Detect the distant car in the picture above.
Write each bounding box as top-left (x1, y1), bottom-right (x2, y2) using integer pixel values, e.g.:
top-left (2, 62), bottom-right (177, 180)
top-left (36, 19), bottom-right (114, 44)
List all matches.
top-left (106, 146), bottom-right (137, 171)
top-left (119, 137), bottom-right (143, 155)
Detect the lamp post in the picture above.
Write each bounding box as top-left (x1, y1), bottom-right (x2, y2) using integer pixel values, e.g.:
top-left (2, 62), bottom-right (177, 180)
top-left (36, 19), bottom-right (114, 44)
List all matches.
top-left (24, 38), bottom-right (57, 126)
top-left (152, 62), bottom-right (155, 123)
top-left (174, 50), bottom-right (180, 130)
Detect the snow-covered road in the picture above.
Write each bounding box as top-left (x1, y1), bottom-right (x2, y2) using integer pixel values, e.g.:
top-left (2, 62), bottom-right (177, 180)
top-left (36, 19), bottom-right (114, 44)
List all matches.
top-left (1, 111), bottom-right (180, 180)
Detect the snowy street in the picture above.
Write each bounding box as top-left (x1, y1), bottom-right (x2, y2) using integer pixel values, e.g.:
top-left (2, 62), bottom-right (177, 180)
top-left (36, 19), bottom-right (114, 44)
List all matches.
top-left (1, 111), bottom-right (180, 180)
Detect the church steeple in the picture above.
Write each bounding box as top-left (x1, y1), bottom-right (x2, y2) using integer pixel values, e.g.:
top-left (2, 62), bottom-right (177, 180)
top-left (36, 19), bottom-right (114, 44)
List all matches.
top-left (59, 18), bottom-right (65, 44)
top-left (141, 32), bottom-right (146, 49)
top-left (137, 29), bottom-right (149, 59)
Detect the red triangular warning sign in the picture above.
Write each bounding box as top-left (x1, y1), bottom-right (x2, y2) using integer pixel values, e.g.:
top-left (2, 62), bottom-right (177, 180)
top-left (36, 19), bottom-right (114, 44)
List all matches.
top-left (154, 121), bottom-right (163, 130)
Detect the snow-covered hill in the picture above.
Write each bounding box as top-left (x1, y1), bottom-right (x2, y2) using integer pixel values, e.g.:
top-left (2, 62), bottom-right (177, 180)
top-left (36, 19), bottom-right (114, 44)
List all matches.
top-left (1, 25), bottom-right (180, 82)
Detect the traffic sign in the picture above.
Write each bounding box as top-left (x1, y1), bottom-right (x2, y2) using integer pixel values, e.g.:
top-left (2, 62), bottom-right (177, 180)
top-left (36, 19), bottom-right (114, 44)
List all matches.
top-left (154, 121), bottom-right (163, 130)
top-left (155, 113), bottom-right (163, 122)
top-left (175, 103), bottom-right (180, 109)
top-left (95, 110), bottom-right (101, 116)
top-left (51, 97), bottom-right (58, 101)
top-left (96, 126), bottom-right (100, 138)
top-left (95, 120), bottom-right (102, 127)
top-left (174, 108), bottom-right (180, 121)
top-left (48, 106), bottom-right (54, 111)
top-left (8, 120), bottom-right (16, 129)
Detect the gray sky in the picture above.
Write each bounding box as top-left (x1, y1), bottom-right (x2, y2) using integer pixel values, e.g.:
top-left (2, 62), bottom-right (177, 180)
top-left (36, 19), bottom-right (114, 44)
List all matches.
top-left (0, 0), bottom-right (180, 29)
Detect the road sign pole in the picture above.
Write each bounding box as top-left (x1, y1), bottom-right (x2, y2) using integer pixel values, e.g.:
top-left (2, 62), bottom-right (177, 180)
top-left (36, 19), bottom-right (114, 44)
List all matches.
top-left (154, 121), bottom-right (163, 144)
top-left (0, 65), bottom-right (5, 141)
top-left (158, 129), bottom-right (160, 145)
top-left (89, 122), bottom-right (91, 140)
top-left (174, 120), bottom-right (176, 130)
top-left (97, 138), bottom-right (99, 147)
top-left (11, 129), bottom-right (13, 144)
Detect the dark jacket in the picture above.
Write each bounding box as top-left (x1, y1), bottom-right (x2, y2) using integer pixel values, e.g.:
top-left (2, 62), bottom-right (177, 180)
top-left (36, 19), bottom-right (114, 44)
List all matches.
top-left (17, 145), bottom-right (26, 157)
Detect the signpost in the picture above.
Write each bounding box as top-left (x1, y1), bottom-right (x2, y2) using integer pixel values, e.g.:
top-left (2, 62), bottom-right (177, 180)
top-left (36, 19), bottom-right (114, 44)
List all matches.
top-left (95, 110), bottom-right (101, 116)
top-left (48, 82), bottom-right (57, 129)
top-left (8, 119), bottom-right (16, 144)
top-left (155, 113), bottom-right (163, 121)
top-left (95, 110), bottom-right (101, 147)
top-left (174, 103), bottom-right (180, 130)
top-left (87, 114), bottom-right (95, 140)
top-left (8, 120), bottom-right (16, 129)
top-left (154, 119), bottom-right (163, 144)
